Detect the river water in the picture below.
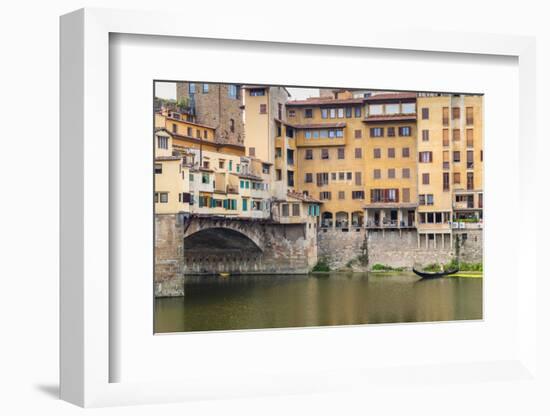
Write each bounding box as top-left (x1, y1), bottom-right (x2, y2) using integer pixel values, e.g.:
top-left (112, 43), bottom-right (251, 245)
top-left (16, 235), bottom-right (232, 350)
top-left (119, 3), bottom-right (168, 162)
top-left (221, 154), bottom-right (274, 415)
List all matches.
top-left (154, 272), bottom-right (482, 333)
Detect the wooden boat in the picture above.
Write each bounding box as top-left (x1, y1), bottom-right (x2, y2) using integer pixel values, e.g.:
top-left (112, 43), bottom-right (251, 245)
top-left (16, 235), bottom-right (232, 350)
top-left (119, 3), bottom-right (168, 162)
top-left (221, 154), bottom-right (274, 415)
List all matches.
top-left (412, 267), bottom-right (459, 279)
top-left (219, 272), bottom-right (230, 278)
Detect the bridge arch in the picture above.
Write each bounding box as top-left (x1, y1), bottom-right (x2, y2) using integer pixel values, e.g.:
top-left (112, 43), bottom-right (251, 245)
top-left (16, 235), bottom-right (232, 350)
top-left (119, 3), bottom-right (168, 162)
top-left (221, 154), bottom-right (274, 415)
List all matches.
top-left (183, 227), bottom-right (263, 255)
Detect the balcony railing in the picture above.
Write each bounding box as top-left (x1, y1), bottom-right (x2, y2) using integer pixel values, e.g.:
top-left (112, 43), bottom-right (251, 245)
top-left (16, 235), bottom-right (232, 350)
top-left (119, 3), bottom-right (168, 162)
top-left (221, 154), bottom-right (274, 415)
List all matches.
top-left (366, 220), bottom-right (415, 229)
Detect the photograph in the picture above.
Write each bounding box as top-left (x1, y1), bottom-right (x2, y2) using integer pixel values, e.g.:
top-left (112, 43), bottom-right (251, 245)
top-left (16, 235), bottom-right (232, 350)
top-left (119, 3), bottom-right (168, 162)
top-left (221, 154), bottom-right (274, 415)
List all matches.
top-left (153, 82), bottom-right (483, 333)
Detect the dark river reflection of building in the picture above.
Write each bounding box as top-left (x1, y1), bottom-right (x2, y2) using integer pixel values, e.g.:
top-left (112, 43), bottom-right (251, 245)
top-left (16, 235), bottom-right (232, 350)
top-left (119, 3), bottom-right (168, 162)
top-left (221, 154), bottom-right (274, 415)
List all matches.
top-left (154, 273), bottom-right (482, 333)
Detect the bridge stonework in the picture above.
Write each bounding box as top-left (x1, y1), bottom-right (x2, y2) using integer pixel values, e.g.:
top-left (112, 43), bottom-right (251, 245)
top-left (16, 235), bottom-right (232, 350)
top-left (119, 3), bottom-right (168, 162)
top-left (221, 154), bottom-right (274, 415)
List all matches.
top-left (154, 214), bottom-right (318, 297)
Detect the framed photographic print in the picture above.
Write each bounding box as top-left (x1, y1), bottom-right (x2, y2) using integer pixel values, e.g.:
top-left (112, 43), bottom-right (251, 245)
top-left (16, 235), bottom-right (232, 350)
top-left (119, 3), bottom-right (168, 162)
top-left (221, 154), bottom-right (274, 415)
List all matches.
top-left (60, 7), bottom-right (542, 409)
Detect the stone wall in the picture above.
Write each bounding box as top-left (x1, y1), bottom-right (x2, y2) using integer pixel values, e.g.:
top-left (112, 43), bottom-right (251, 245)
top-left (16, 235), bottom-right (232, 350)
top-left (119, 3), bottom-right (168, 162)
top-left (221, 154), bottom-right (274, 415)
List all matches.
top-left (155, 214), bottom-right (185, 297)
top-left (176, 82), bottom-right (245, 145)
top-left (317, 228), bottom-right (366, 270)
top-left (317, 228), bottom-right (483, 270)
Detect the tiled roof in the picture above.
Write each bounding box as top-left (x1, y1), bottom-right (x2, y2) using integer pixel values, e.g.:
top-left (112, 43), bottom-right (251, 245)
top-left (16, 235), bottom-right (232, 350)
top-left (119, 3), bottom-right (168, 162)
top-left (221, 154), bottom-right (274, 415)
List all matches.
top-left (364, 114), bottom-right (417, 122)
top-left (292, 122), bottom-right (347, 129)
top-left (365, 92), bottom-right (417, 101)
top-left (286, 97), bottom-right (364, 106)
top-left (287, 190), bottom-right (322, 204)
top-left (155, 156), bottom-right (180, 161)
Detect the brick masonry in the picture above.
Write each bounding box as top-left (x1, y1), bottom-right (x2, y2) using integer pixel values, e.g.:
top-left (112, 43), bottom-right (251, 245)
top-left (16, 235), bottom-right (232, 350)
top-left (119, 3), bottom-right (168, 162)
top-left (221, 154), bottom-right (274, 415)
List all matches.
top-left (176, 82), bottom-right (245, 145)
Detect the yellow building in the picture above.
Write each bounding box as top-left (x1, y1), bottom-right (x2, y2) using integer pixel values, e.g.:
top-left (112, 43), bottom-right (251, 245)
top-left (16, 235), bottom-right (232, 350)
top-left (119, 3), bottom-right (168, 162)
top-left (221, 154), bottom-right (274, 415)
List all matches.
top-left (286, 92), bottom-right (367, 229)
top-left (416, 94), bottom-right (484, 248)
top-left (363, 92), bottom-right (419, 230)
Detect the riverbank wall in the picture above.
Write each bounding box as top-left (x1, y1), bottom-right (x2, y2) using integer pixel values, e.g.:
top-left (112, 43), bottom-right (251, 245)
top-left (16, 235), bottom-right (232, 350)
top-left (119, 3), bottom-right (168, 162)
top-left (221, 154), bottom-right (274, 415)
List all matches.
top-left (317, 228), bottom-right (483, 271)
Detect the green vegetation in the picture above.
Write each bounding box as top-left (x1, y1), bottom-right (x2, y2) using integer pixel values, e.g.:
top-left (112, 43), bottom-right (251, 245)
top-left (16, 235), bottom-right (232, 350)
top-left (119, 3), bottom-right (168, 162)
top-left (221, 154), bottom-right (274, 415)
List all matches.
top-left (312, 259), bottom-right (331, 272)
top-left (456, 217), bottom-right (480, 223)
top-left (444, 258), bottom-right (483, 272)
top-left (371, 263), bottom-right (405, 272)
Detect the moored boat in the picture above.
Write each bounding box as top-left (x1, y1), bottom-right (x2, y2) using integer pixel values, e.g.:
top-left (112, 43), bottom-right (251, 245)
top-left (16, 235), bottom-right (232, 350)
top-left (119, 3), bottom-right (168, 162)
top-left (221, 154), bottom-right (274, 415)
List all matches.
top-left (412, 267), bottom-right (459, 279)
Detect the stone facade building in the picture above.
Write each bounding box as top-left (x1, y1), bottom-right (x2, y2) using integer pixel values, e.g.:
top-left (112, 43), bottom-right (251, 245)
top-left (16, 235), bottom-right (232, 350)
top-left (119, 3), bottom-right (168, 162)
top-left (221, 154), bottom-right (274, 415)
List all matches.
top-left (176, 82), bottom-right (245, 145)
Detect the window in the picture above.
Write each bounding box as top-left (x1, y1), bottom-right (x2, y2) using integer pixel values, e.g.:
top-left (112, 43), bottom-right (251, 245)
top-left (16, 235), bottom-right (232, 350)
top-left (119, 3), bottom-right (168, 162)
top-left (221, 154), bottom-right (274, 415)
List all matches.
top-left (370, 127), bottom-right (383, 137)
top-left (281, 204), bottom-right (289, 217)
top-left (386, 103), bottom-right (399, 114)
top-left (346, 172), bottom-right (352, 180)
top-left (443, 172), bottom-right (450, 190)
top-left (426, 194), bottom-right (434, 205)
top-left (204, 130), bottom-right (208, 139)
top-left (259, 104), bottom-right (267, 114)
top-left (329, 108), bottom-right (336, 118)
top-left (373, 169), bottom-right (381, 179)
top-left (320, 130), bottom-right (328, 138)
top-left (453, 151), bottom-right (461, 163)
top-left (336, 129), bottom-right (344, 138)
top-left (479, 193), bottom-right (483, 208)
top-left (370, 189), bottom-right (399, 203)
top-left (249, 147), bottom-right (256, 157)
top-left (230, 119), bottom-right (235, 133)
top-left (443, 129), bottom-right (449, 146)
top-left (338, 191), bottom-right (345, 200)
top-left (276, 169), bottom-right (282, 180)
top-left (453, 129), bottom-right (460, 142)
top-left (337, 108), bottom-right (344, 118)
top-left (275, 147), bottom-right (282, 158)
top-left (422, 108), bottom-right (429, 119)
top-left (321, 148), bottom-right (329, 160)
top-left (355, 148), bottom-right (362, 159)
top-left (402, 147), bottom-right (410, 158)
top-left (352, 191), bottom-right (365, 200)
top-left (292, 203), bottom-right (300, 216)
top-left (286, 127), bottom-right (295, 138)
top-left (422, 173), bottom-right (430, 184)
top-left (202, 83), bottom-right (209, 93)
top-left (185, 126), bottom-right (191, 136)
top-left (171, 124), bottom-right (178, 133)
top-left (313, 130), bottom-right (319, 139)
top-left (346, 107), bottom-right (352, 118)
top-left (453, 172), bottom-right (461, 184)
top-left (402, 103), bottom-right (416, 114)
top-left (316, 172), bottom-right (329, 186)
top-left (305, 149), bottom-right (313, 160)
top-left (321, 109), bottom-right (328, 119)
top-left (196, 129), bottom-right (201, 139)
top-left (219, 160), bottom-right (225, 169)
top-left (467, 172), bottom-right (474, 190)
top-left (419, 151), bottom-right (433, 163)
top-left (466, 107), bottom-right (474, 125)
top-left (355, 172), bottom-right (362, 185)
top-left (442, 107), bottom-right (449, 125)
top-left (467, 151), bottom-right (474, 168)
top-left (287, 149), bottom-right (294, 165)
top-left (228, 84), bottom-right (238, 99)
top-left (369, 104), bottom-right (383, 115)
top-left (154, 163), bottom-right (162, 174)
top-left (305, 173), bottom-right (313, 183)
top-left (387, 127), bottom-right (395, 137)
top-left (373, 148), bottom-right (381, 159)
top-left (157, 136), bottom-right (168, 149)
top-left (452, 107), bottom-right (460, 119)
top-left (481, 150), bottom-right (483, 162)
top-left (388, 168), bottom-right (395, 179)
top-left (402, 168), bottom-right (410, 178)
top-left (278, 103), bottom-right (283, 120)
top-left (354, 129), bottom-right (362, 139)
top-left (402, 188), bottom-right (410, 203)
top-left (398, 126), bottom-right (411, 136)
top-left (305, 131), bottom-right (312, 139)
top-left (249, 88), bottom-right (265, 96)
top-left (288, 109), bottom-right (295, 117)
top-left (338, 147), bottom-right (345, 159)
top-left (305, 108), bottom-right (313, 118)
top-left (354, 106), bottom-right (362, 118)
top-left (319, 192), bottom-right (331, 200)
top-left (262, 164), bottom-right (270, 174)
top-left (419, 194), bottom-right (425, 205)
top-left (467, 129), bottom-right (474, 147)
top-left (189, 83), bottom-right (196, 94)
top-left (388, 148), bottom-right (395, 158)
top-left (422, 129), bottom-right (429, 141)
top-left (443, 150), bottom-right (450, 169)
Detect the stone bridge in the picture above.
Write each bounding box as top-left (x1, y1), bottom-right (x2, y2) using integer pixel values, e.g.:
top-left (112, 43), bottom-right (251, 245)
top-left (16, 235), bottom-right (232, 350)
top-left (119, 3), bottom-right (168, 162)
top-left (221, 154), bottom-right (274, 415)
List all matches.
top-left (154, 214), bottom-right (318, 297)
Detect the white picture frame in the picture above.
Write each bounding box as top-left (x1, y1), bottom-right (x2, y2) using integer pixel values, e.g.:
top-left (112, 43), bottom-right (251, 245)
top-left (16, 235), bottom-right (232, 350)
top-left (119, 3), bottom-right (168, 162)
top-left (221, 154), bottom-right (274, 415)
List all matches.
top-left (60, 7), bottom-right (541, 408)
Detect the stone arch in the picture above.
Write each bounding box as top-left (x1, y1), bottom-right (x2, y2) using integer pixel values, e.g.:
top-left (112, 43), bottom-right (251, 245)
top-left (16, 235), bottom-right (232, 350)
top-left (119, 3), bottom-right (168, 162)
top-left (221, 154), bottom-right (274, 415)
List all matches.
top-left (351, 211), bottom-right (364, 227)
top-left (183, 227), bottom-right (263, 257)
top-left (335, 211), bottom-right (349, 228)
top-left (321, 211), bottom-right (333, 228)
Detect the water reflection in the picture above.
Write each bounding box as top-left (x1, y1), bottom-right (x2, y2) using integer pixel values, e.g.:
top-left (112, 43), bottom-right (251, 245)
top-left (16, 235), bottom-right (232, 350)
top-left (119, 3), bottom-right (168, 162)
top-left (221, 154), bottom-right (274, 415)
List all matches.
top-left (154, 273), bottom-right (482, 333)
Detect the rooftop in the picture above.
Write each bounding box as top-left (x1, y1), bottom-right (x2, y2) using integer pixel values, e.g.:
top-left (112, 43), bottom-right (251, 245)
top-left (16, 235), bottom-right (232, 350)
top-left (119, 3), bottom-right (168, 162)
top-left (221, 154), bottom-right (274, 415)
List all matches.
top-left (286, 97), bottom-right (364, 107)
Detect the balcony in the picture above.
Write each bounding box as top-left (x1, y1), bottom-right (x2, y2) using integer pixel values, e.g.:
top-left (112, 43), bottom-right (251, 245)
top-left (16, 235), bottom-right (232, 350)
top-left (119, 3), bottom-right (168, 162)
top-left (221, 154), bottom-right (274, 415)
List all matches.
top-left (366, 219), bottom-right (416, 229)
